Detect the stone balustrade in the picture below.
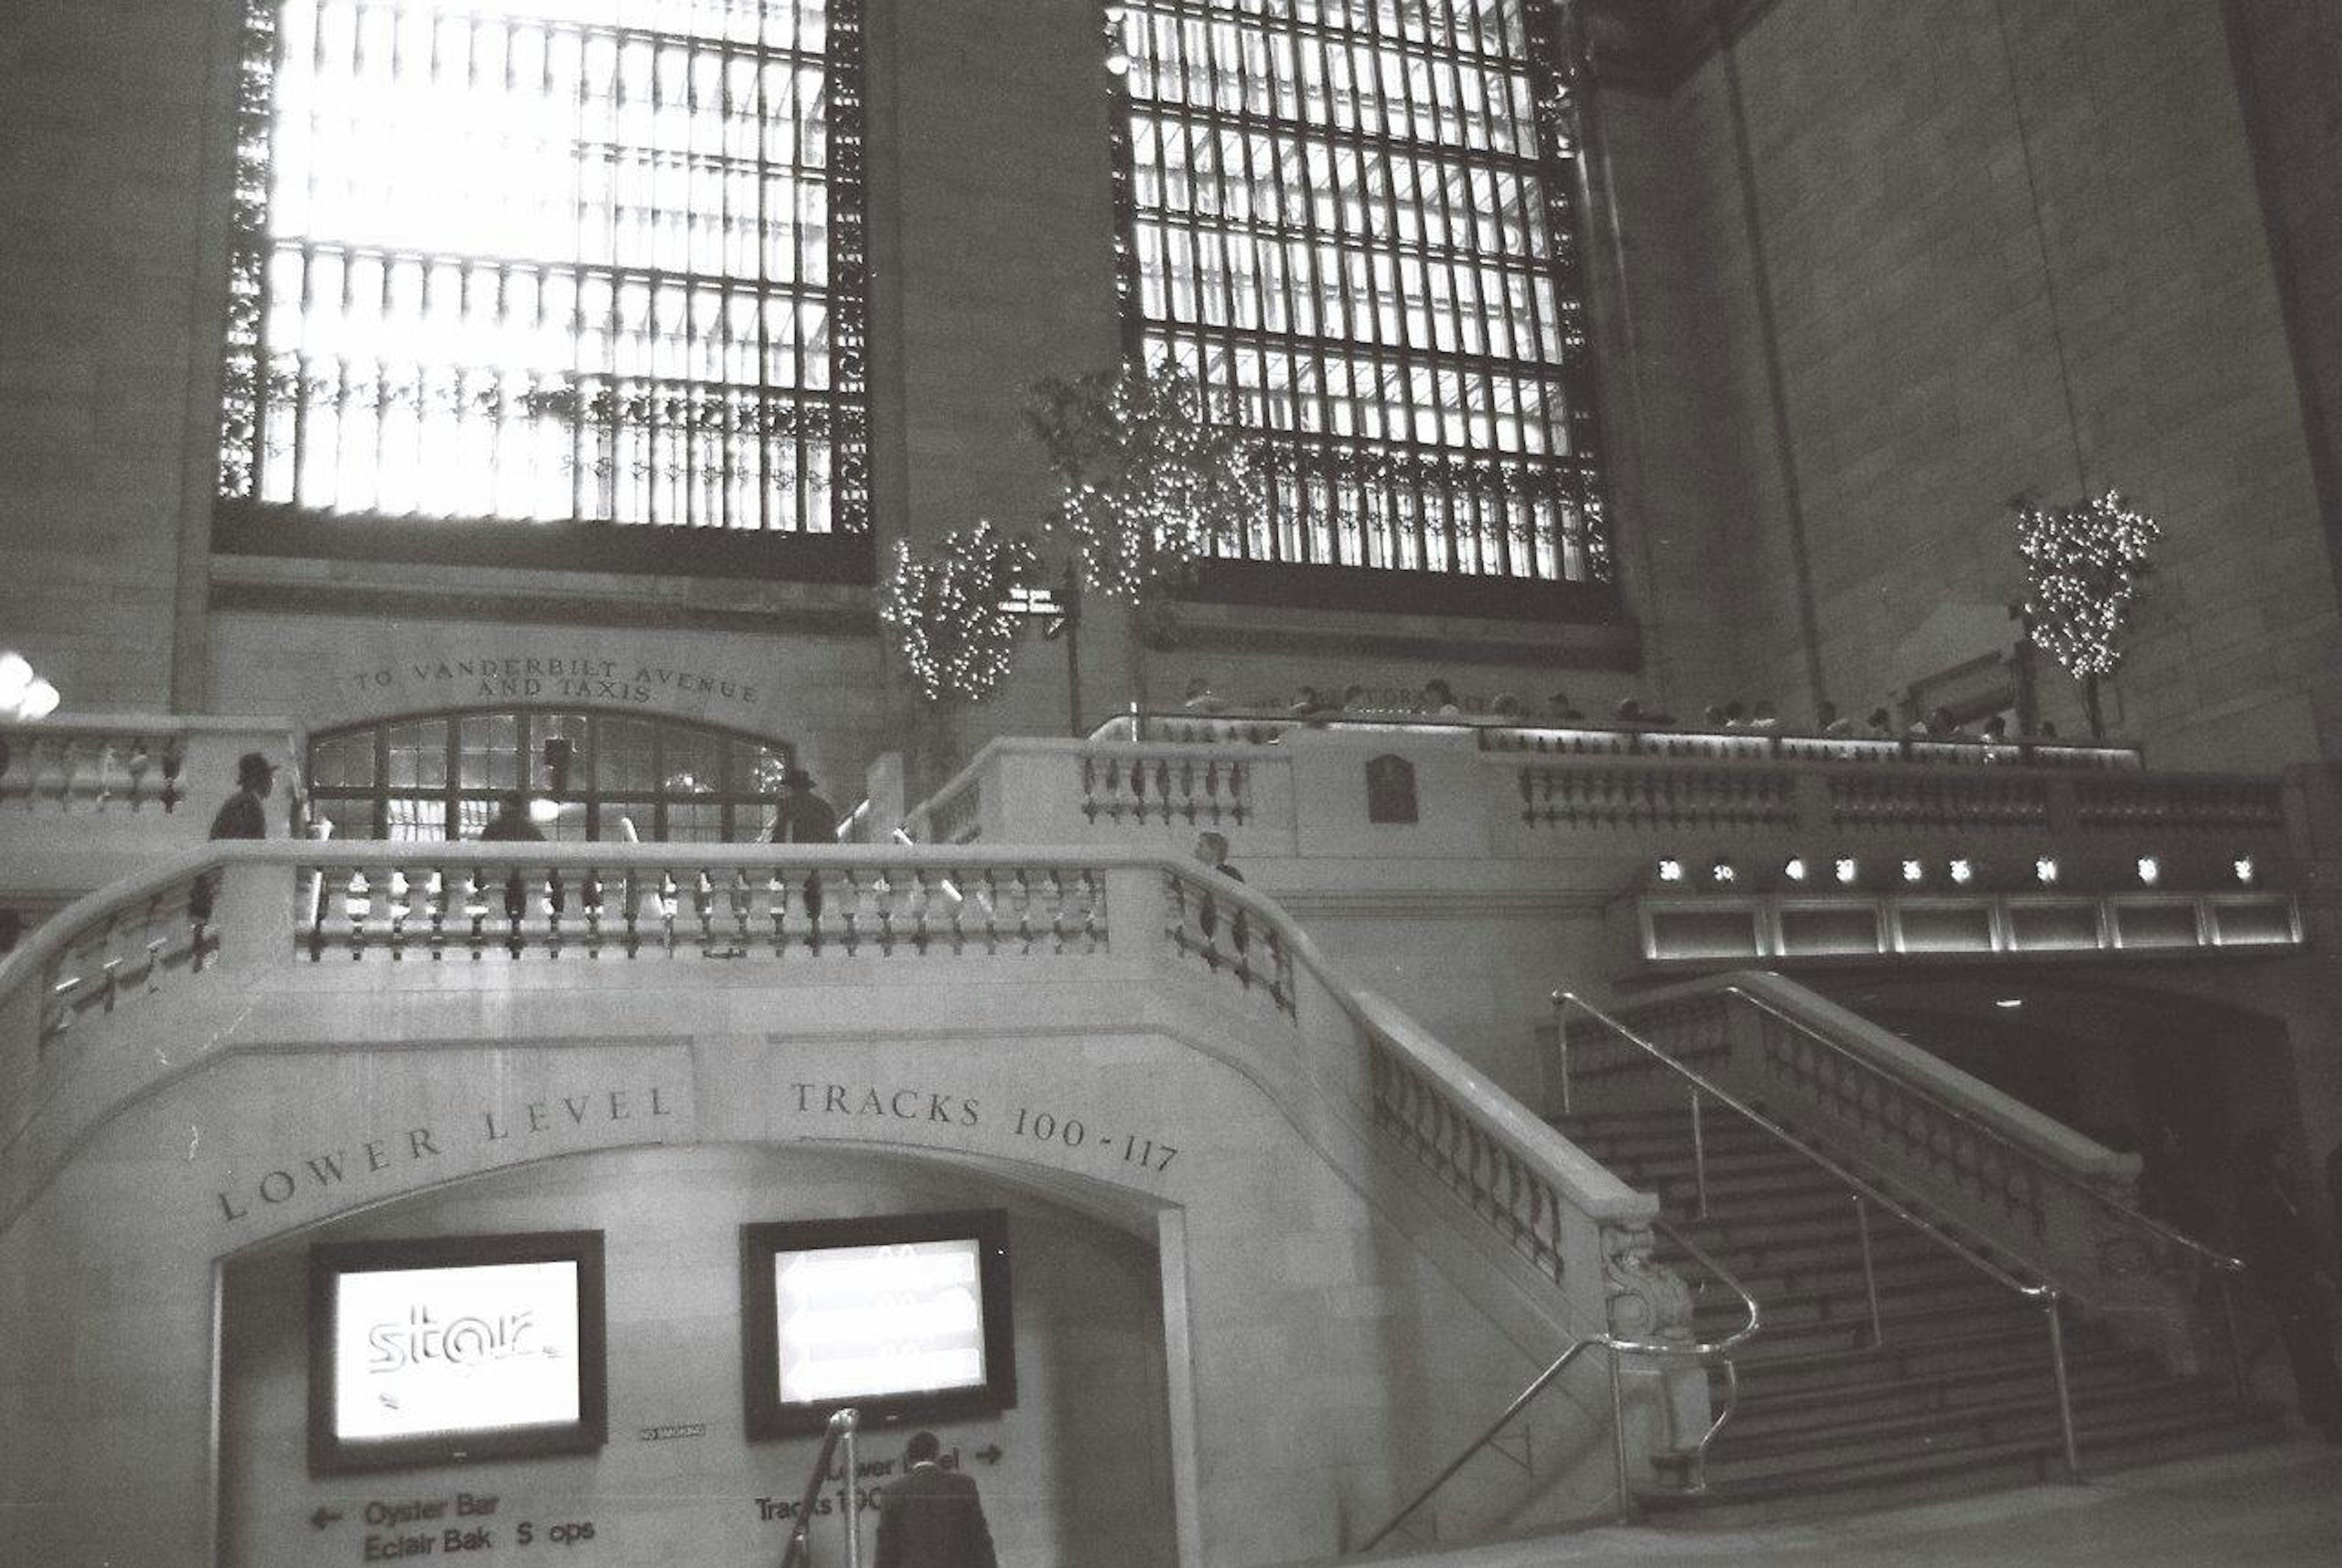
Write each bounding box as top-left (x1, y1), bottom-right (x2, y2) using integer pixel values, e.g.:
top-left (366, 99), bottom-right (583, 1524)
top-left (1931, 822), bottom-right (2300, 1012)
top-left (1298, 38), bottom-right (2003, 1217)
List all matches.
top-left (0, 718), bottom-right (306, 917)
top-left (904, 728), bottom-right (2294, 895)
top-left (0, 716), bottom-right (303, 818)
top-left (0, 840), bottom-right (1688, 1453)
top-left (1105, 710), bottom-right (2146, 771)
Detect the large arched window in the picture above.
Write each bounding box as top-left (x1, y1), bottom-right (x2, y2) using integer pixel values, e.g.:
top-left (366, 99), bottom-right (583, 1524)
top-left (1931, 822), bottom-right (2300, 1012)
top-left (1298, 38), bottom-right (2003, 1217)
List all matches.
top-left (217, 0), bottom-right (870, 563)
top-left (307, 709), bottom-right (795, 842)
top-left (1107, 0), bottom-right (1613, 611)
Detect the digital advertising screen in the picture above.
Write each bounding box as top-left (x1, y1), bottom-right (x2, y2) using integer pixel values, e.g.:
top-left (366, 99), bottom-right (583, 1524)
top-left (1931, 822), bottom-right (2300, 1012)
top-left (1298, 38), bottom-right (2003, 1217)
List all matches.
top-left (742, 1210), bottom-right (1015, 1439)
top-left (308, 1231), bottom-right (607, 1474)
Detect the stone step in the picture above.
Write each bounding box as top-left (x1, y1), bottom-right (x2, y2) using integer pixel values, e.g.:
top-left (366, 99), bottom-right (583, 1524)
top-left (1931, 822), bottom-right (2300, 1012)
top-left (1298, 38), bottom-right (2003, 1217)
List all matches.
top-left (1643, 1403), bottom-right (2282, 1525)
top-left (1686, 1256), bottom-right (2004, 1326)
top-left (1683, 1396), bottom-right (2281, 1496)
top-left (1727, 1294), bottom-right (2052, 1362)
top-left (1725, 1317), bottom-right (2130, 1394)
top-left (1716, 1348), bottom-right (2174, 1443)
top-left (1658, 1224), bottom-right (1943, 1277)
top-left (1713, 1373), bottom-right (2245, 1461)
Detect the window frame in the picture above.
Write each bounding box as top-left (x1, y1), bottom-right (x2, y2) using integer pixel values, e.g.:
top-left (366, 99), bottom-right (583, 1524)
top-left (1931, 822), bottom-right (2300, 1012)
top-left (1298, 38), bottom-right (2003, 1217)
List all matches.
top-left (212, 0), bottom-right (873, 581)
top-left (306, 706), bottom-right (800, 845)
top-left (1104, 0), bottom-right (1620, 622)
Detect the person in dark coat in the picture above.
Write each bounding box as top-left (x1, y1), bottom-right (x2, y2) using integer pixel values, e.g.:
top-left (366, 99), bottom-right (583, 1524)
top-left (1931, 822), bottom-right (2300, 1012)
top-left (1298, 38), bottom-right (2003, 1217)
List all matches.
top-left (478, 790), bottom-right (546, 926)
top-left (770, 767), bottom-right (840, 928)
top-left (191, 751), bottom-right (276, 923)
top-left (2235, 1128), bottom-right (2342, 1441)
top-left (875, 1430), bottom-right (996, 1568)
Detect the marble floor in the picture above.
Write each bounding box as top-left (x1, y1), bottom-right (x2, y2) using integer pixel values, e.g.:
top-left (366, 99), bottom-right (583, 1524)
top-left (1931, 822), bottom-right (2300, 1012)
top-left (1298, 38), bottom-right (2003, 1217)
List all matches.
top-left (1342, 1439), bottom-right (2342, 1567)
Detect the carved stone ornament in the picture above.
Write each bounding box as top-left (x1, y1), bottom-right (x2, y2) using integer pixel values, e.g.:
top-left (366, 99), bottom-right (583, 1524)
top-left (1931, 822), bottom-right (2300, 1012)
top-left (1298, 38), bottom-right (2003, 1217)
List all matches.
top-left (1601, 1221), bottom-right (1696, 1342)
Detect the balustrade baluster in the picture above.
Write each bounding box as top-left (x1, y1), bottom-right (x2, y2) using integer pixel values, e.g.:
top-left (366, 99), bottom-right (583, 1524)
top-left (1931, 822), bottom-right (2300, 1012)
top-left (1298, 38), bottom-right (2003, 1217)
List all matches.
top-left (1013, 869), bottom-right (1036, 953)
top-left (305, 869), bottom-right (331, 962)
top-left (620, 869), bottom-right (641, 958)
top-left (580, 868), bottom-right (605, 958)
top-left (426, 869), bottom-right (448, 961)
top-left (464, 869), bottom-right (490, 960)
top-left (655, 871), bottom-right (679, 954)
top-left (387, 868), bottom-right (416, 959)
top-left (1080, 756), bottom-right (1101, 823)
top-left (726, 869), bottom-right (753, 950)
top-left (873, 870), bottom-right (897, 956)
top-left (833, 867), bottom-right (859, 956)
top-left (347, 870), bottom-right (375, 961)
top-left (979, 870), bottom-right (1002, 954)
top-left (692, 870), bottom-right (716, 951)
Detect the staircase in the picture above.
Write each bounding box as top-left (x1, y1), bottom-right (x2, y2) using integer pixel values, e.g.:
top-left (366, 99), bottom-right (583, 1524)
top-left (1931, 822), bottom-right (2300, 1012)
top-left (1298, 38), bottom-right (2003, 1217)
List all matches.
top-left (1560, 1107), bottom-right (2285, 1519)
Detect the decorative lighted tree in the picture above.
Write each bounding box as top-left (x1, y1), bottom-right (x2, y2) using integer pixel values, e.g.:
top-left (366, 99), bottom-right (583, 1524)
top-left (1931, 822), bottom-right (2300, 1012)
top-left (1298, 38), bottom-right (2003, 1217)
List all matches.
top-left (878, 520), bottom-right (1041, 705)
top-left (1026, 356), bottom-right (1264, 714)
top-left (2010, 489), bottom-right (2161, 740)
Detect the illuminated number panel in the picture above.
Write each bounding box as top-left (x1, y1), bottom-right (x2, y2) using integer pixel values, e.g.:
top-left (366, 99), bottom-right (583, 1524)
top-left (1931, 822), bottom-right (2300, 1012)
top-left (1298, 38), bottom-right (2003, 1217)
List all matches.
top-left (218, 0), bottom-right (868, 547)
top-left (1110, 0), bottom-right (1613, 604)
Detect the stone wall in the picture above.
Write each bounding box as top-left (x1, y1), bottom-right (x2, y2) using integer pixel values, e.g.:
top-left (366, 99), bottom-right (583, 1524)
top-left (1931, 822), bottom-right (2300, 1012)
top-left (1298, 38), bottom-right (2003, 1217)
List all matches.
top-left (1614, 0), bottom-right (2342, 766)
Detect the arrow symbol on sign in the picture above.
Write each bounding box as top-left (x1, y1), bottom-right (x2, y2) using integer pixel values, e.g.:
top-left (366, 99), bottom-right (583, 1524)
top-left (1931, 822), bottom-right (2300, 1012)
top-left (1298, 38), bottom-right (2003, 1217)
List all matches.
top-left (310, 1507), bottom-right (344, 1530)
top-left (974, 1444), bottom-right (1003, 1465)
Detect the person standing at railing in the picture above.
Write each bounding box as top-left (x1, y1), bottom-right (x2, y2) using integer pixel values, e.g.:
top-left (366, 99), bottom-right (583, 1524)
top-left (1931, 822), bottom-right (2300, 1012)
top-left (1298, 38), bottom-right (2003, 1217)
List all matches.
top-left (479, 790), bottom-right (549, 930)
top-left (189, 751), bottom-right (276, 924)
top-left (770, 767), bottom-right (840, 928)
top-left (2234, 1128), bottom-right (2342, 1442)
top-left (1192, 830), bottom-right (1246, 952)
top-left (875, 1430), bottom-right (997, 1568)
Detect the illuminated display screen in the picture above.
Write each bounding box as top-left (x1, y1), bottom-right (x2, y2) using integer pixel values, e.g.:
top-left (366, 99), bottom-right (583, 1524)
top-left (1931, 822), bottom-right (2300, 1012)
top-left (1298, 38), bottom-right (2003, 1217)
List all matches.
top-left (743, 1211), bottom-right (1015, 1439)
top-left (775, 1237), bottom-right (987, 1405)
top-left (309, 1232), bottom-right (606, 1473)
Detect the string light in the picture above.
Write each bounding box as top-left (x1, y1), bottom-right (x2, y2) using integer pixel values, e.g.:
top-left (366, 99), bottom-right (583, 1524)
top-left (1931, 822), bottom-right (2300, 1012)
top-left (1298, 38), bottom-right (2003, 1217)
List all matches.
top-left (879, 521), bottom-right (1040, 705)
top-left (2012, 489), bottom-right (2161, 682)
top-left (1028, 356), bottom-right (1266, 605)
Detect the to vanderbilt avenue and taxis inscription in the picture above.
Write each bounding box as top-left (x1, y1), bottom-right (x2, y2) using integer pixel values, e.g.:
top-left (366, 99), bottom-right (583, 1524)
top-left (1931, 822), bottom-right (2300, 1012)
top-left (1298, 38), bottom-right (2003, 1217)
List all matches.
top-left (214, 1086), bottom-right (676, 1224)
top-left (346, 656), bottom-right (758, 709)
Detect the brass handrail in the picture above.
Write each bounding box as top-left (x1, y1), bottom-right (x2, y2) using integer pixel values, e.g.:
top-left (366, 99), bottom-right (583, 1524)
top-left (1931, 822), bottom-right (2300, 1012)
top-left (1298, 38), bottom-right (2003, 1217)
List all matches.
top-left (1554, 990), bottom-right (2085, 1481)
top-left (1714, 981), bottom-right (2247, 1279)
top-left (1355, 1226), bottom-right (1762, 1552)
top-left (778, 1407), bottom-right (861, 1568)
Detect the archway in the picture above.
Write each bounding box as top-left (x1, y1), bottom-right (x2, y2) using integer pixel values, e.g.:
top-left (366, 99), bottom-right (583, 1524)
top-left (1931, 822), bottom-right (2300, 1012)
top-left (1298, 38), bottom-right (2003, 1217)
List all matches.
top-left (213, 1140), bottom-right (1184, 1568)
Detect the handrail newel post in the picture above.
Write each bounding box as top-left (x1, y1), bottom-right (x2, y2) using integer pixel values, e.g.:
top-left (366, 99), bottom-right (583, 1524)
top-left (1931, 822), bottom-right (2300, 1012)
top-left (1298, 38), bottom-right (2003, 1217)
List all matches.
top-left (1606, 1341), bottom-right (1633, 1523)
top-left (1853, 1195), bottom-right (1883, 1348)
top-left (2043, 1295), bottom-right (2081, 1482)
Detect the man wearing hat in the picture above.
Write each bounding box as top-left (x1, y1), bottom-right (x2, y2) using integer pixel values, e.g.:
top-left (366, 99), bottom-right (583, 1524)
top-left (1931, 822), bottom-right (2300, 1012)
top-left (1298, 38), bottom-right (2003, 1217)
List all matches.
top-left (209, 752), bottom-right (278, 841)
top-left (769, 765), bottom-right (839, 931)
top-left (191, 751), bottom-right (278, 923)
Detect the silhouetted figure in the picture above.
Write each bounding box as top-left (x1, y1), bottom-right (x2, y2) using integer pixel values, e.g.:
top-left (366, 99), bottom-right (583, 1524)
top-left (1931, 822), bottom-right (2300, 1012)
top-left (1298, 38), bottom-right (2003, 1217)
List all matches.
top-left (479, 790), bottom-right (546, 927)
top-left (2234, 1129), bottom-right (2342, 1441)
top-left (1181, 675), bottom-right (1227, 714)
top-left (1864, 706), bottom-right (1896, 739)
top-left (1421, 678), bottom-right (1461, 715)
top-left (479, 790), bottom-right (543, 843)
top-left (1192, 829), bottom-right (1245, 950)
top-left (192, 751), bottom-right (276, 923)
top-left (1548, 691), bottom-right (1585, 722)
top-left (876, 1431), bottom-right (997, 1568)
top-left (771, 767), bottom-right (839, 929)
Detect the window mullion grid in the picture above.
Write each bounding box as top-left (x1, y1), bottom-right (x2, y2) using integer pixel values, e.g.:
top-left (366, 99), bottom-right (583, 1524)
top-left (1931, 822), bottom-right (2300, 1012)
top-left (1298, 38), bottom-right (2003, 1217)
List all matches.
top-left (1364, 0), bottom-right (1431, 576)
top-left (1519, 0), bottom-right (1606, 575)
top-left (827, 0), bottom-right (873, 536)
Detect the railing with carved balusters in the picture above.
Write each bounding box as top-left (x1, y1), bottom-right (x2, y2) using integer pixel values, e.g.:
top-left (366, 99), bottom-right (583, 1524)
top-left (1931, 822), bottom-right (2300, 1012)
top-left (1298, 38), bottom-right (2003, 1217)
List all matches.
top-left (0, 839), bottom-right (1706, 1524)
top-left (0, 717), bottom-right (301, 818)
top-left (1100, 711), bottom-right (2149, 771)
top-left (1571, 972), bottom-right (2243, 1383)
top-left (296, 853), bottom-right (1108, 967)
top-left (908, 739), bottom-right (1297, 852)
